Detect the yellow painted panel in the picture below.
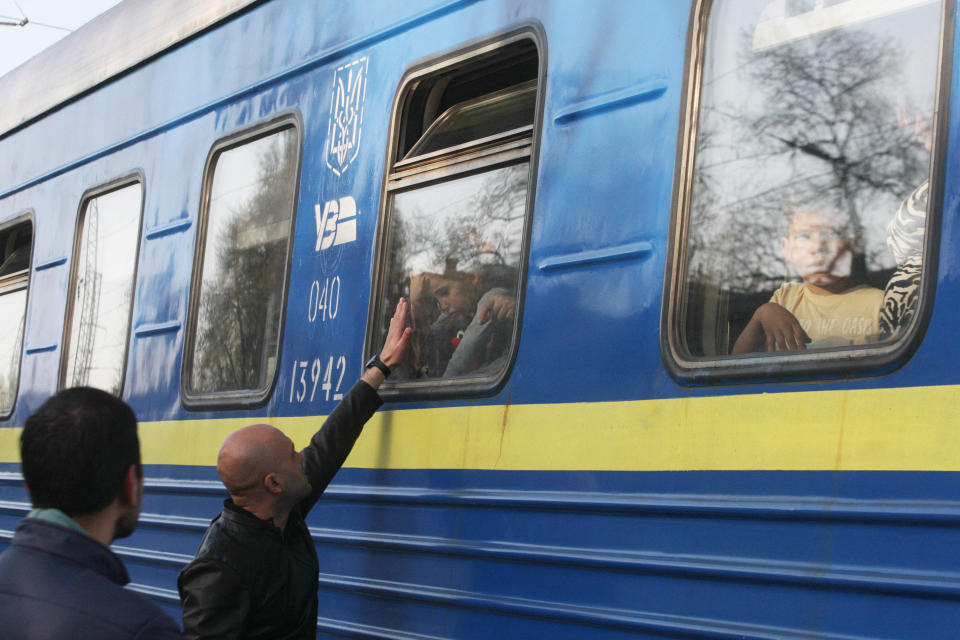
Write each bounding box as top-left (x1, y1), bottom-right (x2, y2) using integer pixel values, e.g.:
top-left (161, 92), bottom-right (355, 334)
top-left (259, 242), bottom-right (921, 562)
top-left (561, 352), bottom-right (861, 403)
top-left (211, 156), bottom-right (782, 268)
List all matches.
top-left (1, 386), bottom-right (957, 471)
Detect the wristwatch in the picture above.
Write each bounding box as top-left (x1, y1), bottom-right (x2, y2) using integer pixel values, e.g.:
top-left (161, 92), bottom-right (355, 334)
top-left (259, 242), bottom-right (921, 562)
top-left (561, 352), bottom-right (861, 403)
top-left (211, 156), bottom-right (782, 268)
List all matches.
top-left (364, 353), bottom-right (391, 377)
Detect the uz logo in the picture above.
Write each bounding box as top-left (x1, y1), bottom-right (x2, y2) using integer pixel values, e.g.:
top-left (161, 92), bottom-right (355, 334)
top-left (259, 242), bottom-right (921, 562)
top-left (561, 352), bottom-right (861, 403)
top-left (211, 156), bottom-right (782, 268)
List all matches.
top-left (315, 197), bottom-right (358, 251)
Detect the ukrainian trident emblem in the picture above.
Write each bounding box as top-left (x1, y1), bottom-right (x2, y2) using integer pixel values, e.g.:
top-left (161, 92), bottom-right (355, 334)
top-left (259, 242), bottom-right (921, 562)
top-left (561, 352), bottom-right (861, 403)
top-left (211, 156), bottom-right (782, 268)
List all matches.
top-left (325, 57), bottom-right (368, 176)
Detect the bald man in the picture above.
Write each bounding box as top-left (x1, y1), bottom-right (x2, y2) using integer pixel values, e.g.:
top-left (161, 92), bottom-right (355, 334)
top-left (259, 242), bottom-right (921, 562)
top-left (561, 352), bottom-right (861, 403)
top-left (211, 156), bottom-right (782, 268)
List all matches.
top-left (177, 299), bottom-right (412, 640)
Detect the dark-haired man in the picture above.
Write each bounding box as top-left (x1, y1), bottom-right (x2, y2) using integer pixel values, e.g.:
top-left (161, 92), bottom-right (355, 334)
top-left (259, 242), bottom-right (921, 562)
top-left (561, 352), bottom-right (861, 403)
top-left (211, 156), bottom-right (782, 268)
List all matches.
top-left (0, 387), bottom-right (182, 639)
top-left (178, 298), bottom-right (412, 640)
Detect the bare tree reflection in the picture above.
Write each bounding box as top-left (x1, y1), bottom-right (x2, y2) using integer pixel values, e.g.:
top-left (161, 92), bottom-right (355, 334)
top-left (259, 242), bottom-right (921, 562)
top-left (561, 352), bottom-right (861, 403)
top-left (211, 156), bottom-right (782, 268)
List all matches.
top-left (686, 24), bottom-right (931, 355)
top-left (192, 134), bottom-right (297, 393)
top-left (379, 164), bottom-right (525, 378)
top-left (748, 28), bottom-right (927, 245)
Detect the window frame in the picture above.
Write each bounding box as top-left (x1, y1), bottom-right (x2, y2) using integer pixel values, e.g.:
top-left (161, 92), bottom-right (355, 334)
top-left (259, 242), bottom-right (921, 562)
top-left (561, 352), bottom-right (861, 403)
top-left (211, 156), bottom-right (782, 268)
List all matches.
top-left (181, 112), bottom-right (303, 409)
top-left (59, 174), bottom-right (145, 396)
top-left (661, 0), bottom-right (955, 383)
top-left (366, 27), bottom-right (546, 400)
top-left (0, 212), bottom-right (34, 420)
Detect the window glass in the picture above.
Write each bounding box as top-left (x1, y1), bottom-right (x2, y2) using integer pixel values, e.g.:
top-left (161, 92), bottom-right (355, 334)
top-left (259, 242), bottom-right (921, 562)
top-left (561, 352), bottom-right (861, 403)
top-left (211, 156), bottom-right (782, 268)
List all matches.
top-left (0, 223), bottom-right (30, 414)
top-left (0, 290), bottom-right (26, 413)
top-left (405, 81), bottom-right (536, 158)
top-left (679, 0), bottom-right (941, 359)
top-left (373, 38), bottom-right (538, 387)
top-left (188, 126), bottom-right (298, 396)
top-left (382, 163), bottom-right (526, 379)
top-left (63, 183), bottom-right (142, 394)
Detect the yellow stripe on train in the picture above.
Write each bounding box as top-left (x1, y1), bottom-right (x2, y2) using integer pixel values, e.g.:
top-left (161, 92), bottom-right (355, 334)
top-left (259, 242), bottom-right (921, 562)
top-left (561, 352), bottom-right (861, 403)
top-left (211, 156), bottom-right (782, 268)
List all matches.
top-left (0, 385), bottom-right (954, 470)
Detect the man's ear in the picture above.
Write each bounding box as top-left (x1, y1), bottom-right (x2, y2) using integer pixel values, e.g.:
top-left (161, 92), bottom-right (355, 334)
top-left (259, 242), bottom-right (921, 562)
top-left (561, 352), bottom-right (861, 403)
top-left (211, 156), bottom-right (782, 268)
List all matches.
top-left (120, 465), bottom-right (142, 509)
top-left (780, 236), bottom-right (790, 260)
top-left (263, 472), bottom-right (283, 495)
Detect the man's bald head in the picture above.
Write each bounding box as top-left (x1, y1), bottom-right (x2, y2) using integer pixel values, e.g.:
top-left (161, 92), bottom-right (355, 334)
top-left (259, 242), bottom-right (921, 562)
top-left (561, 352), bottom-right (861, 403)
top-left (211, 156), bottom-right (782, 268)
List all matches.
top-left (217, 424), bottom-right (290, 497)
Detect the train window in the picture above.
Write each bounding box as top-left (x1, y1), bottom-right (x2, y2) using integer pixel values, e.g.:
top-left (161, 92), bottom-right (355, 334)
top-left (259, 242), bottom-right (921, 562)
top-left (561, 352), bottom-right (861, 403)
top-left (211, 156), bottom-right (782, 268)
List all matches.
top-left (0, 220), bottom-right (31, 415)
top-left (184, 121), bottom-right (300, 404)
top-left (61, 181), bottom-right (143, 395)
top-left (667, 0), bottom-right (944, 376)
top-left (369, 34), bottom-right (540, 393)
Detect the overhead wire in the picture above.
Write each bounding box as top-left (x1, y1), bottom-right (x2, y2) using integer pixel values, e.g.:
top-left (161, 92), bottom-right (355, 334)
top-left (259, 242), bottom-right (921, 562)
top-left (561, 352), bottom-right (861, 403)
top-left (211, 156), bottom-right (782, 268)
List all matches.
top-left (0, 0), bottom-right (26, 26)
top-left (0, 0), bottom-right (72, 31)
top-left (24, 19), bottom-right (71, 32)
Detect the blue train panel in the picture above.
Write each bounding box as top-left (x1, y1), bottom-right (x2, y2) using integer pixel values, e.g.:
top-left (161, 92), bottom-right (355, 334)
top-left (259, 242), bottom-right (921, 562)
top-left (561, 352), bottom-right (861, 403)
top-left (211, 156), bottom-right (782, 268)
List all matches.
top-left (1, 0), bottom-right (959, 638)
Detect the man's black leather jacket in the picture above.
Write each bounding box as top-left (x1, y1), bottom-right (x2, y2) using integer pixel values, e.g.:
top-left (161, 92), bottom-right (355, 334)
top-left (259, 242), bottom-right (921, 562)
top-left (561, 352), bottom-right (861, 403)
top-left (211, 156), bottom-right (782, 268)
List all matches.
top-left (178, 380), bottom-right (382, 639)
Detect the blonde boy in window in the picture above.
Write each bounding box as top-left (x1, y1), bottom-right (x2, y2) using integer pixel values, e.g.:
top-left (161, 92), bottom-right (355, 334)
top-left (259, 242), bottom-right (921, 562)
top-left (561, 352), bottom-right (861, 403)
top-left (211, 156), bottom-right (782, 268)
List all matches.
top-left (732, 203), bottom-right (883, 354)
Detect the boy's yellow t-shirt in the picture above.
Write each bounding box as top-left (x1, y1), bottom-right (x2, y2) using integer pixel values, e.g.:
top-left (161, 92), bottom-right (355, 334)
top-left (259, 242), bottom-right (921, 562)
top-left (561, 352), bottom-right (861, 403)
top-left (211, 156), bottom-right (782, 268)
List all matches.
top-left (770, 282), bottom-right (884, 346)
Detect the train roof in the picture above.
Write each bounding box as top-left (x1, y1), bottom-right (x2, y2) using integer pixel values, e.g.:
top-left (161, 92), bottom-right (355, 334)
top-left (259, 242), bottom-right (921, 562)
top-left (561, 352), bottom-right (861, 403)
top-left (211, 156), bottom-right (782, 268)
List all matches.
top-left (0, 0), bottom-right (258, 138)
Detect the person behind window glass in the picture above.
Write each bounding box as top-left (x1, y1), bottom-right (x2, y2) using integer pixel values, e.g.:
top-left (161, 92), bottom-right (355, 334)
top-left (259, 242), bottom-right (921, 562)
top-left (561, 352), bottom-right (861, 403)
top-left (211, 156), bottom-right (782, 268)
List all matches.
top-left (880, 111), bottom-right (931, 339)
top-left (732, 201), bottom-right (883, 354)
top-left (880, 181), bottom-right (927, 339)
top-left (408, 261), bottom-right (515, 378)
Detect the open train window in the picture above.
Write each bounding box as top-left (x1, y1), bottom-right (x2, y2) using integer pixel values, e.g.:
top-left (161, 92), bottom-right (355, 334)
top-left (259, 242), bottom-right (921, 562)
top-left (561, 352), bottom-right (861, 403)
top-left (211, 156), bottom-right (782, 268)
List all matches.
top-left (183, 118), bottom-right (301, 406)
top-left (0, 218), bottom-right (31, 416)
top-left (368, 32), bottom-right (542, 395)
top-left (665, 0), bottom-right (947, 379)
top-left (60, 180), bottom-right (143, 396)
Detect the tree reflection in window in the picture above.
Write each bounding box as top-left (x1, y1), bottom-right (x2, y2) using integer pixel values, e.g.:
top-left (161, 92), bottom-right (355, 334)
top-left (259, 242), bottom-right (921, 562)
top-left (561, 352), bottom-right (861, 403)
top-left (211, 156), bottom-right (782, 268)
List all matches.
top-left (680, 0), bottom-right (940, 357)
top-left (189, 127), bottom-right (298, 395)
top-left (382, 163), bottom-right (526, 380)
top-left (372, 37), bottom-right (538, 388)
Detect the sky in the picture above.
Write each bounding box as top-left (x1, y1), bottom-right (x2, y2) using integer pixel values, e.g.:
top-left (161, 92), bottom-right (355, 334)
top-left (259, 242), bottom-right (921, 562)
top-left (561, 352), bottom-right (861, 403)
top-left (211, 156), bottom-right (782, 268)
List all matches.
top-left (0, 0), bottom-right (122, 78)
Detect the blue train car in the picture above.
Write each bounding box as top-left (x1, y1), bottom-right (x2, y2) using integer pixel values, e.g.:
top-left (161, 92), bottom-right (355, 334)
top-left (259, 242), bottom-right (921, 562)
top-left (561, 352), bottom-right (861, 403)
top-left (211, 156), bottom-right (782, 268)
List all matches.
top-left (1, 0), bottom-right (958, 636)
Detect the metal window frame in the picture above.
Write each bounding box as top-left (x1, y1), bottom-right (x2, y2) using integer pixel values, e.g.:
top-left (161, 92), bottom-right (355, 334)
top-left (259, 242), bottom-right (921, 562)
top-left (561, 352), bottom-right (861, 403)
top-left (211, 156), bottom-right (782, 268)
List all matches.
top-left (661, 0), bottom-right (955, 384)
top-left (366, 25), bottom-right (547, 400)
top-left (59, 173), bottom-right (146, 397)
top-left (181, 111), bottom-right (303, 409)
top-left (0, 212), bottom-right (35, 420)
